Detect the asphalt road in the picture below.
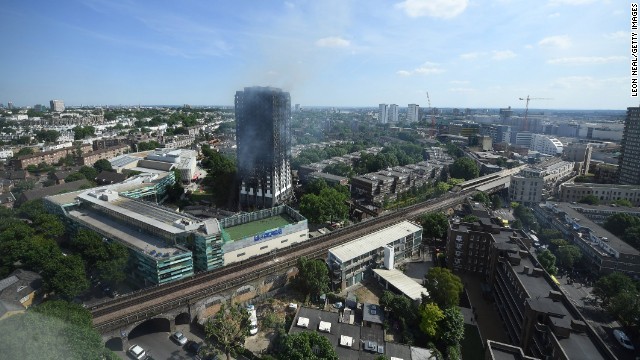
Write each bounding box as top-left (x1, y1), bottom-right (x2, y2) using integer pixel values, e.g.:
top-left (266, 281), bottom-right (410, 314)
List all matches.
top-left (118, 331), bottom-right (198, 360)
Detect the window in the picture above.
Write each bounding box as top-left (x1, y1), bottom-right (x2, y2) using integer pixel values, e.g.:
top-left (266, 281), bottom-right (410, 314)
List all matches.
top-left (237, 252), bottom-right (245, 257)
top-left (260, 246), bottom-right (268, 250)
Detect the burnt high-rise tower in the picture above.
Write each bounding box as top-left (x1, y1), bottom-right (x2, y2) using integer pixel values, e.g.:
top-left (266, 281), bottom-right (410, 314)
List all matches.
top-left (235, 86), bottom-right (293, 208)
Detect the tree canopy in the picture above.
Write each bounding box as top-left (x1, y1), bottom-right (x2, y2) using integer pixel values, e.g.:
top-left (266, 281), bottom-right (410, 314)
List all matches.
top-left (578, 194), bottom-right (600, 205)
top-left (438, 307), bottom-right (465, 346)
top-left (419, 302), bottom-right (444, 337)
top-left (0, 300), bottom-right (118, 360)
top-left (93, 159), bottom-right (113, 173)
top-left (424, 267), bottom-right (464, 309)
top-left (205, 304), bottom-right (250, 360)
top-left (275, 331), bottom-right (338, 360)
top-left (449, 157), bottom-right (479, 181)
top-left (420, 212), bottom-right (449, 241)
top-left (537, 249), bottom-right (558, 275)
top-left (555, 245), bottom-right (582, 269)
top-left (593, 272), bottom-right (637, 305)
top-left (293, 257), bottom-right (329, 301)
top-left (299, 187), bottom-right (349, 224)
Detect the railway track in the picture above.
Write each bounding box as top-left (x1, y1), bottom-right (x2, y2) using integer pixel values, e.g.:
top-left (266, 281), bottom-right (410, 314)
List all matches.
top-left (92, 174), bottom-right (508, 331)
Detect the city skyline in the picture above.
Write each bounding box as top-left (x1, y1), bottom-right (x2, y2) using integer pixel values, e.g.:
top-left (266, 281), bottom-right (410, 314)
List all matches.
top-left (0, 0), bottom-right (632, 110)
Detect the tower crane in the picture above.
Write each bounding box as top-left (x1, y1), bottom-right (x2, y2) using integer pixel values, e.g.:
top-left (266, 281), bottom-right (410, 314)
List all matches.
top-left (519, 95), bottom-right (551, 132)
top-left (426, 92), bottom-right (436, 129)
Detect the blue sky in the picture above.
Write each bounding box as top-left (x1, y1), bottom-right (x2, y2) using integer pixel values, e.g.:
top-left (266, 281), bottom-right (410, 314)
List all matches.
top-left (0, 0), bottom-right (632, 109)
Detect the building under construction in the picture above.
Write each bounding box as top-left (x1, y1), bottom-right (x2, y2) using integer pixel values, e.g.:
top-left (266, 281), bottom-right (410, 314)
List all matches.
top-left (235, 86), bottom-right (293, 209)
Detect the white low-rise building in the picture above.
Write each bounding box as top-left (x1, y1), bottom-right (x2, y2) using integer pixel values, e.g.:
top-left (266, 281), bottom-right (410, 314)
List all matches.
top-left (530, 134), bottom-right (564, 156)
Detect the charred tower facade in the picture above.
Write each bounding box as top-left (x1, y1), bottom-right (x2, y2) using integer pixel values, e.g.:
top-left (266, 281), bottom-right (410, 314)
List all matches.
top-left (235, 87), bottom-right (293, 209)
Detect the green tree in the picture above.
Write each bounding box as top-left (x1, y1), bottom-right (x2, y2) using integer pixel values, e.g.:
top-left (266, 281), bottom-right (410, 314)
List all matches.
top-left (607, 289), bottom-right (640, 327)
top-left (65, 172), bottom-right (86, 182)
top-left (205, 304), bottom-right (250, 360)
top-left (93, 158), bottom-right (113, 172)
top-left (419, 302), bottom-right (444, 338)
top-left (449, 157), bottom-right (479, 180)
top-left (555, 245), bottom-right (582, 268)
top-left (578, 194), bottom-right (600, 205)
top-left (548, 239), bottom-right (569, 251)
top-left (623, 226), bottom-right (640, 249)
top-left (462, 215), bottom-right (479, 223)
top-left (472, 192), bottom-right (490, 206)
top-left (420, 212), bottom-right (449, 242)
top-left (613, 199), bottom-right (633, 207)
top-left (33, 213), bottom-right (65, 239)
top-left (603, 213), bottom-right (640, 237)
top-left (539, 229), bottom-right (562, 243)
top-left (305, 178), bottom-right (328, 195)
top-left (491, 195), bottom-right (502, 209)
top-left (537, 249), bottom-right (558, 275)
top-left (276, 331), bottom-right (338, 360)
top-left (15, 147), bottom-right (34, 157)
top-left (424, 267), bottom-right (464, 309)
top-left (299, 187), bottom-right (348, 224)
top-left (35, 129), bottom-right (60, 143)
top-left (0, 301), bottom-right (118, 360)
top-left (78, 166), bottom-right (98, 181)
top-left (293, 257), bottom-right (329, 301)
top-left (438, 307), bottom-right (465, 346)
top-left (435, 181), bottom-right (452, 194)
top-left (593, 272), bottom-right (637, 305)
top-left (43, 254), bottom-right (90, 299)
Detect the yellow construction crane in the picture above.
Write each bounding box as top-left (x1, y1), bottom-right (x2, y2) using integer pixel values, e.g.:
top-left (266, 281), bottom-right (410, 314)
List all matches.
top-left (519, 95), bottom-right (551, 131)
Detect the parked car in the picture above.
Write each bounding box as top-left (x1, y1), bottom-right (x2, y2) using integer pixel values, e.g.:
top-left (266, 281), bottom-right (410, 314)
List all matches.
top-left (171, 331), bottom-right (188, 346)
top-left (185, 340), bottom-right (202, 355)
top-left (614, 329), bottom-right (635, 350)
top-left (127, 344), bottom-right (146, 359)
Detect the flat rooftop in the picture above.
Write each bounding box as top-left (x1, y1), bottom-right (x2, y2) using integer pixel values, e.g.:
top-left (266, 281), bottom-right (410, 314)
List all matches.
top-left (68, 209), bottom-right (188, 258)
top-left (329, 221), bottom-right (421, 263)
top-left (372, 269), bottom-right (429, 301)
top-left (509, 252), bottom-right (604, 359)
top-left (551, 203), bottom-right (639, 255)
top-left (222, 214), bottom-right (293, 241)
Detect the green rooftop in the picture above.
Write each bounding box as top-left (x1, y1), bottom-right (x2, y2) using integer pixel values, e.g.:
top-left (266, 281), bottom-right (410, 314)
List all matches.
top-left (222, 214), bottom-right (294, 242)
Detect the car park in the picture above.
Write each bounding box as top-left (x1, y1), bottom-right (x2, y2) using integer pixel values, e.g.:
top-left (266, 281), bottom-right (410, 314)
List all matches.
top-left (127, 344), bottom-right (146, 359)
top-left (171, 331), bottom-right (188, 346)
top-left (613, 329), bottom-right (634, 350)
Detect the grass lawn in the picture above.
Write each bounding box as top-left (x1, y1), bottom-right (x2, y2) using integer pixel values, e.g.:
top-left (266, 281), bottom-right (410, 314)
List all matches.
top-left (223, 215), bottom-right (293, 241)
top-left (461, 324), bottom-right (484, 360)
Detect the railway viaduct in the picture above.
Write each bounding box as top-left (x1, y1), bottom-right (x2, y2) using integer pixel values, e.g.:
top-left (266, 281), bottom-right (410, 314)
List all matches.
top-left (96, 170), bottom-right (517, 349)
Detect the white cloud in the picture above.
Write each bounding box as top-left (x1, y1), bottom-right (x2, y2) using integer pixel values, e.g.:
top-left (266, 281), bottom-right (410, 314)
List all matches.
top-left (397, 62), bottom-right (445, 76)
top-left (551, 76), bottom-right (625, 89)
top-left (450, 80), bottom-right (470, 85)
top-left (315, 36), bottom-right (350, 48)
top-left (492, 50), bottom-right (516, 60)
top-left (396, 0), bottom-right (468, 19)
top-left (460, 52), bottom-right (483, 60)
top-left (547, 56), bottom-right (626, 64)
top-left (538, 35), bottom-right (571, 48)
top-left (604, 31), bottom-right (627, 40)
top-left (448, 87), bottom-right (475, 93)
top-left (548, 12), bottom-right (560, 18)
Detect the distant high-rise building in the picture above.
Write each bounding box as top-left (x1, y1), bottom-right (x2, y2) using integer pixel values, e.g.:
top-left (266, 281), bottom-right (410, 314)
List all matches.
top-left (499, 107), bottom-right (513, 121)
top-left (7, 101), bottom-right (14, 110)
top-left (294, 104), bottom-right (300, 112)
top-left (619, 107), bottom-right (640, 185)
top-left (388, 104), bottom-right (399, 123)
top-left (407, 104), bottom-right (419, 123)
top-left (50, 99), bottom-right (65, 112)
top-left (235, 86), bottom-right (293, 208)
top-left (378, 104), bottom-right (388, 124)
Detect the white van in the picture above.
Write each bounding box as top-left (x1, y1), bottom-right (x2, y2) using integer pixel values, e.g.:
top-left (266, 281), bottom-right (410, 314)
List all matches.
top-left (246, 305), bottom-right (258, 335)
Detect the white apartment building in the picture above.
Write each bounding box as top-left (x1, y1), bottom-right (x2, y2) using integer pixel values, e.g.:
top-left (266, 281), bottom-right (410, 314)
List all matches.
top-left (529, 134), bottom-right (563, 156)
top-left (407, 104), bottom-right (420, 123)
top-left (388, 104), bottom-right (399, 123)
top-left (510, 169), bottom-right (544, 205)
top-left (378, 104), bottom-right (388, 124)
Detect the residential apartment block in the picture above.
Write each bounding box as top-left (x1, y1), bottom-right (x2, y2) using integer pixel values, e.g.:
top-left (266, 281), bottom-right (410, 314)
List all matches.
top-left (558, 182), bottom-right (640, 206)
top-left (447, 220), bottom-right (615, 359)
top-left (619, 107), bottom-right (640, 185)
top-left (533, 202), bottom-right (640, 277)
top-left (80, 144), bottom-right (130, 166)
top-left (13, 144), bottom-right (93, 169)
